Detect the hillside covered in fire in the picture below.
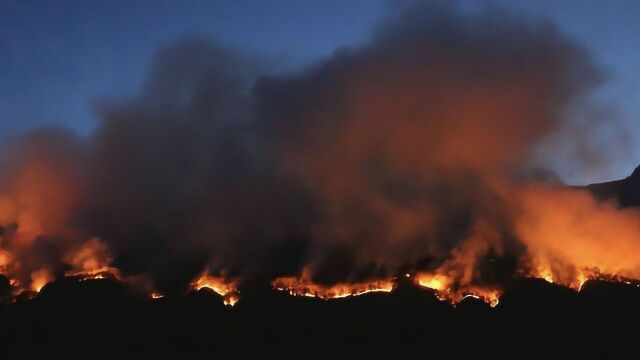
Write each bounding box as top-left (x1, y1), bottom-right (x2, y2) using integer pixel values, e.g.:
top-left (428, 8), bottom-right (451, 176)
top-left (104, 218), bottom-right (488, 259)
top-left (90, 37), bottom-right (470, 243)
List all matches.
top-left (2, 2), bottom-right (640, 359)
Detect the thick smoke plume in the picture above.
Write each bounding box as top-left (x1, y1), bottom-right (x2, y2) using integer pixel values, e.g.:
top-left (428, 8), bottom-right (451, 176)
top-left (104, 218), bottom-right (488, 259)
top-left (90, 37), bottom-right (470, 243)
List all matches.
top-left (0, 2), bottom-right (635, 299)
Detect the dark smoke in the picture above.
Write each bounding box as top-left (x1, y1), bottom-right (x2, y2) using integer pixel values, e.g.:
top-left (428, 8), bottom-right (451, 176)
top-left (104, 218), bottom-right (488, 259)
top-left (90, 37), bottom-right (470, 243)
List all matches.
top-left (83, 38), bottom-right (312, 291)
top-left (253, 2), bottom-right (599, 284)
top-left (0, 2), bottom-right (605, 293)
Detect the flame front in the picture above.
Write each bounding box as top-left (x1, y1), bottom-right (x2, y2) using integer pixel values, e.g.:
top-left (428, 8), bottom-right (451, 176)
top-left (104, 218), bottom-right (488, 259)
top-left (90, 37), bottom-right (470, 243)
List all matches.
top-left (415, 272), bottom-right (500, 307)
top-left (416, 273), bottom-right (451, 292)
top-left (64, 238), bottom-right (122, 281)
top-left (30, 269), bottom-right (54, 292)
top-left (189, 273), bottom-right (239, 306)
top-left (4, 167), bottom-right (640, 309)
top-left (272, 268), bottom-right (394, 300)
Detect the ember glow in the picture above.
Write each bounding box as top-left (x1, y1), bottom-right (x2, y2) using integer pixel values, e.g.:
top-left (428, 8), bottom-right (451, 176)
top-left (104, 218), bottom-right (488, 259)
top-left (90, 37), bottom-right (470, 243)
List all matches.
top-left (189, 273), bottom-right (239, 306)
top-left (29, 269), bottom-right (53, 292)
top-left (272, 271), bottom-right (395, 299)
top-left (415, 273), bottom-right (500, 307)
top-left (64, 238), bottom-right (117, 275)
top-left (416, 273), bottom-right (452, 292)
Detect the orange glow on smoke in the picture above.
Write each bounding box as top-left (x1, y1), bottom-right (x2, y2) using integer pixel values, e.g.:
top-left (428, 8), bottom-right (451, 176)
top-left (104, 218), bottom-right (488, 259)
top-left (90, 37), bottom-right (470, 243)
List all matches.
top-left (516, 186), bottom-right (640, 291)
top-left (0, 249), bottom-right (11, 270)
top-left (575, 272), bottom-right (588, 291)
top-left (416, 273), bottom-right (452, 292)
top-left (4, 12), bottom-right (640, 315)
top-left (0, 152), bottom-right (101, 294)
top-left (4, 179), bottom-right (640, 309)
top-left (30, 269), bottom-right (54, 292)
top-left (0, 160), bottom-right (85, 249)
top-left (415, 272), bottom-right (500, 307)
top-left (64, 238), bottom-right (121, 281)
top-left (190, 272), bottom-right (239, 306)
top-left (535, 265), bottom-right (555, 284)
top-left (0, 236), bottom-right (119, 294)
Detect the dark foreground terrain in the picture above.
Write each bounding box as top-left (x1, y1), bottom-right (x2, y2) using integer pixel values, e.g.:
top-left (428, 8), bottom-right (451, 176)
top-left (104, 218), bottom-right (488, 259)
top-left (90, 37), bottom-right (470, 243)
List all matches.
top-left (2, 275), bottom-right (640, 360)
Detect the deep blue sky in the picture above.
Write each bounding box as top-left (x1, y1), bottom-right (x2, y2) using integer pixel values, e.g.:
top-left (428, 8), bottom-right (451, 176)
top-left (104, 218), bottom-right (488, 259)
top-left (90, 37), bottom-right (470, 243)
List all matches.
top-left (1, 0), bottom-right (639, 181)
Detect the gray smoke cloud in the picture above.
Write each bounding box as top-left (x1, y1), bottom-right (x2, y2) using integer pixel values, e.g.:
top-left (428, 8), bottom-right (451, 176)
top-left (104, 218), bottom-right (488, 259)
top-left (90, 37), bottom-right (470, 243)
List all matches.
top-left (0, 2), bottom-right (610, 293)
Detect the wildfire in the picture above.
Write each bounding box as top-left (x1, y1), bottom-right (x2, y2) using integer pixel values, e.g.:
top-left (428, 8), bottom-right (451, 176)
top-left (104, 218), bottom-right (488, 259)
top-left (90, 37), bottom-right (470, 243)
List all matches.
top-left (66, 267), bottom-right (121, 281)
top-left (224, 293), bottom-right (239, 306)
top-left (414, 272), bottom-right (501, 307)
top-left (64, 238), bottom-right (121, 281)
top-left (30, 269), bottom-right (54, 292)
top-left (0, 248), bottom-right (11, 269)
top-left (190, 272), bottom-right (239, 306)
top-left (4, 188), bottom-right (640, 310)
top-left (574, 272), bottom-right (588, 291)
top-left (272, 270), bottom-right (395, 299)
top-left (416, 273), bottom-right (452, 292)
top-left (536, 266), bottom-right (555, 284)
top-left (526, 265), bottom-right (639, 293)
top-left (4, 263), bottom-right (640, 309)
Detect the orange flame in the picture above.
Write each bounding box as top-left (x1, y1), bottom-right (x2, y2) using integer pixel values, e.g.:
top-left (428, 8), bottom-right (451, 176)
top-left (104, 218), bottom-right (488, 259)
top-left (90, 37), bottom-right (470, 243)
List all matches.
top-left (63, 238), bottom-right (121, 281)
top-left (224, 293), bottom-right (240, 306)
top-left (272, 268), bottom-right (394, 299)
top-left (30, 269), bottom-right (54, 292)
top-left (190, 272), bottom-right (239, 306)
top-left (416, 273), bottom-right (452, 292)
top-left (415, 272), bottom-right (500, 307)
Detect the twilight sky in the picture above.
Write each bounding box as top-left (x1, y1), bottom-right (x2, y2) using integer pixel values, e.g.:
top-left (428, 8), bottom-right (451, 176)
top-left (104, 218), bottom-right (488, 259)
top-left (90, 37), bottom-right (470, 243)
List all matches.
top-left (1, 0), bottom-right (639, 182)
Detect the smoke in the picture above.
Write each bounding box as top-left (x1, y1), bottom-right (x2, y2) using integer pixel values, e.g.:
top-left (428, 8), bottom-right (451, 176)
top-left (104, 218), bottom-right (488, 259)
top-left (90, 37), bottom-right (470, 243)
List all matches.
top-left (516, 185), bottom-right (640, 284)
top-left (0, 2), bottom-right (634, 295)
top-left (82, 38), bottom-right (312, 291)
top-left (254, 2), bottom-right (599, 284)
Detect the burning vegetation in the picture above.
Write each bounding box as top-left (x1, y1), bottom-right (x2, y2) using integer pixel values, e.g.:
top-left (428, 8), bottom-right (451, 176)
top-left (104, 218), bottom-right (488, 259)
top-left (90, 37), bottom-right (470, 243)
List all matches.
top-left (0, 2), bottom-right (638, 313)
top-left (272, 267), bottom-right (395, 299)
top-left (189, 272), bottom-right (239, 306)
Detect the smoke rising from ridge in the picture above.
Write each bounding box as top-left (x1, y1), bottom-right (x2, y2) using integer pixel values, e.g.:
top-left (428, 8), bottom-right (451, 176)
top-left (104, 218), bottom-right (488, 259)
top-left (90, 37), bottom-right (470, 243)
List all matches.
top-left (0, 2), bottom-right (634, 296)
